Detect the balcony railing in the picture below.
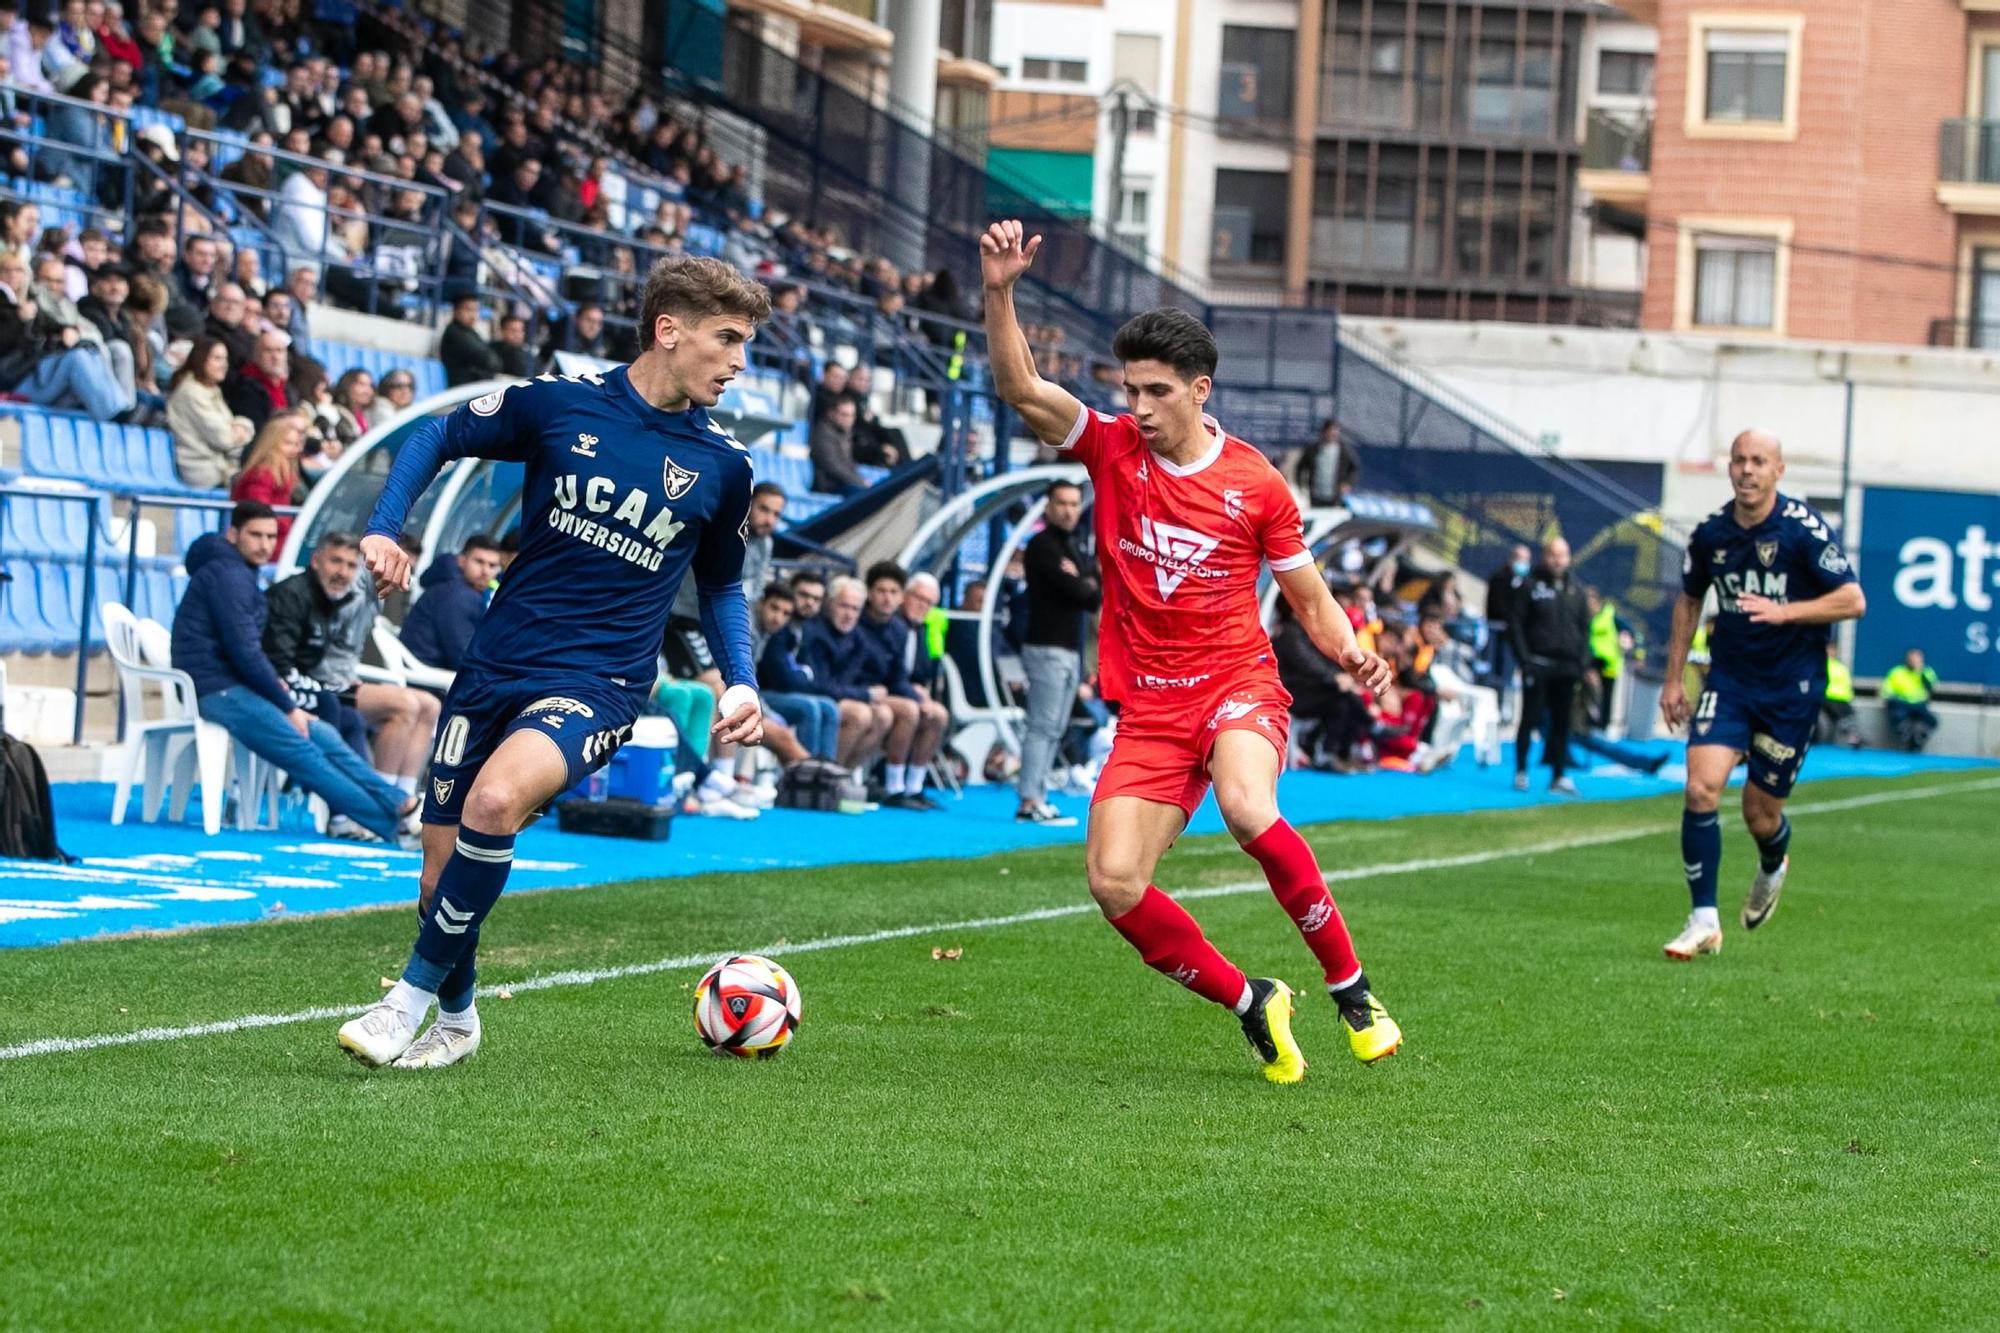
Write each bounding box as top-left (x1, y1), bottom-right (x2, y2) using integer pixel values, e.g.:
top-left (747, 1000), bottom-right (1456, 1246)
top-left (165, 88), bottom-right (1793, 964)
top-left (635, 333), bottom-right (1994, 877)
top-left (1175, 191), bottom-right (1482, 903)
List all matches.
top-left (1582, 109), bottom-right (1651, 172)
top-left (1939, 118), bottom-right (2000, 185)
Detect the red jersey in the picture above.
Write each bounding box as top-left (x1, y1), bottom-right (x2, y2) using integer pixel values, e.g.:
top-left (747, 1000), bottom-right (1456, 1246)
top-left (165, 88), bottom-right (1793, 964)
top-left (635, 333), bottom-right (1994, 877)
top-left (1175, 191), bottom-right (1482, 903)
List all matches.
top-left (1055, 404), bottom-right (1311, 706)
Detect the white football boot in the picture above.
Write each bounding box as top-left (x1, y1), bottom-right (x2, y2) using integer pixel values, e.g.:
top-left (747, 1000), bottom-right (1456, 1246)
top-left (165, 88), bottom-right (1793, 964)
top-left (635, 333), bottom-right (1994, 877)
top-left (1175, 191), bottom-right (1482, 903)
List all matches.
top-left (392, 1015), bottom-right (482, 1069)
top-left (337, 1000), bottom-right (424, 1067)
top-left (1663, 913), bottom-right (1723, 961)
top-left (1742, 856), bottom-right (1788, 931)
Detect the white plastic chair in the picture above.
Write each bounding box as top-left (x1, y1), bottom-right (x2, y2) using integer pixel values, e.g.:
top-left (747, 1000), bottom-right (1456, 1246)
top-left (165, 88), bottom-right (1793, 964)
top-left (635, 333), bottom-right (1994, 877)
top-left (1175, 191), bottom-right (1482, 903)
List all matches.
top-left (371, 621), bottom-right (456, 693)
top-left (938, 653), bottom-right (1026, 785)
top-left (132, 612), bottom-right (299, 832)
top-left (106, 602), bottom-right (235, 834)
top-left (1429, 661), bottom-right (1503, 767)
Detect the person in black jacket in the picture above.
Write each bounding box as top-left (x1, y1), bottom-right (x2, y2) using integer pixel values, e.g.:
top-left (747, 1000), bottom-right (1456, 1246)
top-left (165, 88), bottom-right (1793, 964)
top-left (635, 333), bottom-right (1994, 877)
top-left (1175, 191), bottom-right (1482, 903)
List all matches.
top-left (167, 502), bottom-right (415, 842)
top-left (1484, 543), bottom-right (1531, 717)
top-left (1511, 537), bottom-right (1592, 794)
top-left (1016, 480), bottom-right (1099, 825)
top-left (438, 293), bottom-right (502, 387)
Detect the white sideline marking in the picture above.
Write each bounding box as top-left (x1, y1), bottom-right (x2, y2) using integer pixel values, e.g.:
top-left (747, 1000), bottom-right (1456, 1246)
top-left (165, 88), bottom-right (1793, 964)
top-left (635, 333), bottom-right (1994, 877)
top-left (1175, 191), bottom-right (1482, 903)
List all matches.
top-left (3, 775), bottom-right (1995, 1063)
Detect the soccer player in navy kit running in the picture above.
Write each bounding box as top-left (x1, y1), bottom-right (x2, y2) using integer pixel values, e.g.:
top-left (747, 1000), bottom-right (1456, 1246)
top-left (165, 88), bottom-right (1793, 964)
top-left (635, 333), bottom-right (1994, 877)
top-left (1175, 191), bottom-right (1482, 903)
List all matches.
top-left (1657, 429), bottom-right (1866, 960)
top-left (336, 258), bottom-right (772, 1067)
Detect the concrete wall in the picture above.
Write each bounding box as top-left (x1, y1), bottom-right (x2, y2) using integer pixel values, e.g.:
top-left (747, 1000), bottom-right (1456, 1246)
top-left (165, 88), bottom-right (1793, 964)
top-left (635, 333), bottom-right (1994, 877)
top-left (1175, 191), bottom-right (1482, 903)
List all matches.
top-left (1345, 315), bottom-right (2000, 527)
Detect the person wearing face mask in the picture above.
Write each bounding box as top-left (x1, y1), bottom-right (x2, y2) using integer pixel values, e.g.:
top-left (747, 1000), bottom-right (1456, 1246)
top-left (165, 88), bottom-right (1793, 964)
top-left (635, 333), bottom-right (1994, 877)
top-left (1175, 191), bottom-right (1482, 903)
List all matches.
top-left (1485, 543), bottom-right (1532, 720)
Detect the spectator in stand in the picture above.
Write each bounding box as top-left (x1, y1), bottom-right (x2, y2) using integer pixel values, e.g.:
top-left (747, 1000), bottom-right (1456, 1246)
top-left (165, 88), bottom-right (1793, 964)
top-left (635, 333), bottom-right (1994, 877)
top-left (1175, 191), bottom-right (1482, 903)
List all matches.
top-left (228, 409), bottom-right (307, 554)
top-left (545, 301), bottom-right (608, 360)
top-left (399, 533), bottom-right (501, 672)
top-left (800, 573), bottom-right (901, 781)
top-left (376, 368), bottom-right (417, 424)
top-left (741, 481), bottom-right (783, 603)
top-left (843, 365), bottom-right (906, 467)
top-left (1484, 542), bottom-right (1531, 717)
top-left (809, 396), bottom-right (866, 498)
top-left (1015, 480), bottom-right (1098, 825)
top-left (789, 568), bottom-right (827, 625)
top-left (330, 367), bottom-right (377, 440)
top-left (490, 312), bottom-right (534, 378)
top-left (440, 128), bottom-right (484, 196)
top-left (1295, 418), bottom-right (1359, 506)
top-left (264, 531), bottom-right (441, 825)
top-left (857, 561), bottom-right (946, 810)
top-left (77, 259), bottom-right (148, 404)
top-left (224, 325), bottom-right (293, 433)
top-left (27, 250), bottom-right (137, 406)
top-left (809, 359), bottom-right (847, 422)
top-left (749, 580), bottom-right (846, 763)
top-left (439, 292), bottom-right (502, 386)
top-left (168, 232), bottom-right (220, 336)
top-left (167, 335), bottom-right (252, 488)
top-left (1418, 572), bottom-right (1463, 622)
top-left (259, 288), bottom-right (295, 342)
top-left (172, 501), bottom-right (417, 843)
top-left (1512, 537), bottom-right (1592, 795)
top-left (0, 249), bottom-right (131, 420)
top-left (288, 357), bottom-right (346, 482)
top-left (203, 281), bottom-right (257, 370)
top-left (274, 149), bottom-right (335, 266)
top-left (283, 265), bottom-right (315, 343)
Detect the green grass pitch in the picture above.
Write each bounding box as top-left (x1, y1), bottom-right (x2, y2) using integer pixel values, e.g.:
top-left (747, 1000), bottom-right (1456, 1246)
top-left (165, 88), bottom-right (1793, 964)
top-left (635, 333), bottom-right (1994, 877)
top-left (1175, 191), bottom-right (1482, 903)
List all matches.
top-left (2, 772), bottom-right (1997, 1329)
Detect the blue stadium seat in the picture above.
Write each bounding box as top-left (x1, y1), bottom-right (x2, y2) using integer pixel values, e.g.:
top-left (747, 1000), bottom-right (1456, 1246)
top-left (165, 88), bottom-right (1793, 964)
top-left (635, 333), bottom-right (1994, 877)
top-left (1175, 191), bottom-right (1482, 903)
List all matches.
top-left (0, 489), bottom-right (94, 558)
top-left (309, 340), bottom-right (450, 402)
top-left (0, 556), bottom-right (48, 653)
top-left (174, 504), bottom-right (226, 555)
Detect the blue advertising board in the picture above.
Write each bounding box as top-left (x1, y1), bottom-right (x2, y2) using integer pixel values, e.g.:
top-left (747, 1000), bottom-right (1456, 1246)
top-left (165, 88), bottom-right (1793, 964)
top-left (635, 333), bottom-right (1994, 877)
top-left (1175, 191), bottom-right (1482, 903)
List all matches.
top-left (1856, 486), bottom-right (2000, 689)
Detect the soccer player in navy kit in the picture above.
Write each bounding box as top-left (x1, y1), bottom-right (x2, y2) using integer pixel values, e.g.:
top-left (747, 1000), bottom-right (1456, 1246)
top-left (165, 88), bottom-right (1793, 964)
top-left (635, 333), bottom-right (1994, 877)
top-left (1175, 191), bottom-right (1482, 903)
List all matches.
top-left (336, 259), bottom-right (772, 1067)
top-left (1658, 429), bottom-right (1866, 961)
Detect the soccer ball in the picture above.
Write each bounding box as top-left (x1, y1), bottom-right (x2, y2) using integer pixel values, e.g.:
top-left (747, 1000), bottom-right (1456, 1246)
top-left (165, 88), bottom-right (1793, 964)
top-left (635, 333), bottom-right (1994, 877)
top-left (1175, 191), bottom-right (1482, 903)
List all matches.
top-left (693, 954), bottom-right (801, 1058)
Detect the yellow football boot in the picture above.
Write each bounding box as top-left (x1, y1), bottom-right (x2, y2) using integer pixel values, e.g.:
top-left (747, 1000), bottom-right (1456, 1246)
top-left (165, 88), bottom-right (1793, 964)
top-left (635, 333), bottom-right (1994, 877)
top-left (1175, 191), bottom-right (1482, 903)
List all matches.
top-left (1336, 988), bottom-right (1402, 1063)
top-left (1239, 978), bottom-right (1307, 1084)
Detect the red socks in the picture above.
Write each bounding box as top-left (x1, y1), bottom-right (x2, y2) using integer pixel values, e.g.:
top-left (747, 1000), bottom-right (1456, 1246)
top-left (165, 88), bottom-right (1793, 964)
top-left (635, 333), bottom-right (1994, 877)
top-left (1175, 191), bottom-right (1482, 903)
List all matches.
top-left (1109, 886), bottom-right (1249, 1010)
top-left (1243, 819), bottom-right (1361, 987)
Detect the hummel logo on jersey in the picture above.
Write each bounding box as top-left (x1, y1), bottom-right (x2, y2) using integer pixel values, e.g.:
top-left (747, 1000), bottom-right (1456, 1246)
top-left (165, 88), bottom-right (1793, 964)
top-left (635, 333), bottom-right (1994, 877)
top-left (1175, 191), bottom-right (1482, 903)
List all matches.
top-left (1129, 517), bottom-right (1221, 598)
top-left (435, 898), bottom-right (475, 936)
top-left (662, 455), bottom-right (700, 501)
top-left (1757, 540), bottom-right (1778, 568)
top-left (573, 432), bottom-right (599, 457)
top-left (1683, 861), bottom-right (1704, 881)
top-left (431, 777), bottom-right (454, 807)
top-left (1299, 901), bottom-right (1333, 933)
top-left (1135, 456), bottom-right (1150, 483)
top-left (1166, 964), bottom-right (1200, 985)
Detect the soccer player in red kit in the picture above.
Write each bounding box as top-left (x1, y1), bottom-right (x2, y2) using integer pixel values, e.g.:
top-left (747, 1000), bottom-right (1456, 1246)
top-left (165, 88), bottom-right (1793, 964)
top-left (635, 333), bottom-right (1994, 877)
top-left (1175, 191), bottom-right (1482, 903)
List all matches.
top-left (980, 219), bottom-right (1403, 1083)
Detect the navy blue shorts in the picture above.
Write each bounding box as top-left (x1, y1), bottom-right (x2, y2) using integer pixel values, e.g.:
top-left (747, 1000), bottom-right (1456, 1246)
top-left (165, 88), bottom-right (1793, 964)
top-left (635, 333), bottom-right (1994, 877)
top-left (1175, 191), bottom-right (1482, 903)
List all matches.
top-left (1690, 681), bottom-right (1817, 799)
top-left (423, 670), bottom-right (643, 825)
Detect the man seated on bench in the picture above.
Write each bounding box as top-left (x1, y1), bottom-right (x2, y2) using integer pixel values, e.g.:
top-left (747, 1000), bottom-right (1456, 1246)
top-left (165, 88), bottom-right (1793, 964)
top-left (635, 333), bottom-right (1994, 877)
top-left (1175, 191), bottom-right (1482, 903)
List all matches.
top-left (170, 501), bottom-right (417, 844)
top-left (264, 529), bottom-right (442, 836)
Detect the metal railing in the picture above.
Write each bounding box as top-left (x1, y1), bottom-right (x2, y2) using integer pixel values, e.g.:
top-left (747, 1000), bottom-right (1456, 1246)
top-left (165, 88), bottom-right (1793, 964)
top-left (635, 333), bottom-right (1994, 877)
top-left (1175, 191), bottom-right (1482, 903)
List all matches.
top-left (1582, 109), bottom-right (1651, 173)
top-left (1939, 118), bottom-right (2000, 186)
top-left (0, 82), bottom-right (138, 233)
top-left (186, 130), bottom-right (451, 322)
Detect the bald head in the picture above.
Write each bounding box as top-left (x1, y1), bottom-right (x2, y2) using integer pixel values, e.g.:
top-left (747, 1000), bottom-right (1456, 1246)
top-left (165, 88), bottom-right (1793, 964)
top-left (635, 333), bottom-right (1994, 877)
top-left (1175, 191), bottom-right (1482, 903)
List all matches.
top-left (1542, 537), bottom-right (1571, 576)
top-left (1727, 428), bottom-right (1786, 514)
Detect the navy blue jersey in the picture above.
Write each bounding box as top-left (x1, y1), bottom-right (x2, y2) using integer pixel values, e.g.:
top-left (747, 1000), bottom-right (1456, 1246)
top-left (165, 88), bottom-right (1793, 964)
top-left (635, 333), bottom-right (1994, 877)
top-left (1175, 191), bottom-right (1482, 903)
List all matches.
top-left (1682, 493), bottom-right (1857, 694)
top-left (365, 367), bottom-right (756, 693)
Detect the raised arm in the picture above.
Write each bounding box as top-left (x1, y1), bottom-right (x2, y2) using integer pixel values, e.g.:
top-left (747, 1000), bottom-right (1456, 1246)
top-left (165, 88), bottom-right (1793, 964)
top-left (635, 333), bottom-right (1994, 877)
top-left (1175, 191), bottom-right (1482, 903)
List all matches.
top-left (980, 220), bottom-right (1087, 447)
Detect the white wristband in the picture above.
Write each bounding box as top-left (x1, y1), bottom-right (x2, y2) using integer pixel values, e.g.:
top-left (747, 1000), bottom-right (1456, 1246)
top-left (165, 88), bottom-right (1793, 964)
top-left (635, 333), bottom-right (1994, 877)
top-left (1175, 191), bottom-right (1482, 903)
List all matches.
top-left (718, 684), bottom-right (760, 719)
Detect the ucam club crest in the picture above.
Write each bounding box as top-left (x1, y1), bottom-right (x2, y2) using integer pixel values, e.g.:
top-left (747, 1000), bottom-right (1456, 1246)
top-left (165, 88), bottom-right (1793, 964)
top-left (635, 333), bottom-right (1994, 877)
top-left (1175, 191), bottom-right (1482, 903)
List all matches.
top-left (663, 455), bottom-right (700, 501)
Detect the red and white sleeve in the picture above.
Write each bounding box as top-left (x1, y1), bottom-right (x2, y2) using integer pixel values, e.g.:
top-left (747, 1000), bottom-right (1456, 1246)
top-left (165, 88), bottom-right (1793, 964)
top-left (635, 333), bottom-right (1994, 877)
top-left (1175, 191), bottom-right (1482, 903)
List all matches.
top-left (1052, 402), bottom-right (1115, 468)
top-left (1259, 472), bottom-right (1314, 573)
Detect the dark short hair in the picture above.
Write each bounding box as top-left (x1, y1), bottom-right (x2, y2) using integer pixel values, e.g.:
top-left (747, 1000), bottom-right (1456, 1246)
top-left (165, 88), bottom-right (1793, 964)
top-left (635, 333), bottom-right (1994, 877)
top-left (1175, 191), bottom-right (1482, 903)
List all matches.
top-left (315, 530), bottom-right (360, 554)
top-left (1046, 480), bottom-right (1083, 501)
top-left (790, 568), bottom-right (826, 592)
top-left (230, 500), bottom-right (276, 528)
top-left (864, 560), bottom-right (907, 590)
top-left (761, 580), bottom-right (794, 603)
top-left (638, 256), bottom-right (770, 352)
top-left (751, 481), bottom-right (785, 501)
top-left (1111, 308), bottom-right (1218, 384)
top-left (460, 533), bottom-right (502, 555)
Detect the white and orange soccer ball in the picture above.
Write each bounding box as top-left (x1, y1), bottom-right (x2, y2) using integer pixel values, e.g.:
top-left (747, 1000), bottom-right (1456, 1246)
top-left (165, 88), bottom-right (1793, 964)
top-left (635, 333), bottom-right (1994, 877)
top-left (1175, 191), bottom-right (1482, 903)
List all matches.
top-left (693, 954), bottom-right (801, 1058)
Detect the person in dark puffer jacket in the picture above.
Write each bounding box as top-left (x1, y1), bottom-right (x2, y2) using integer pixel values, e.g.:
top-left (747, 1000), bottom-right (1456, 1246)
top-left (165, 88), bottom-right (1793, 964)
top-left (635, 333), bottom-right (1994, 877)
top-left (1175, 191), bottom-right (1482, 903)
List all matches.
top-left (170, 501), bottom-right (414, 842)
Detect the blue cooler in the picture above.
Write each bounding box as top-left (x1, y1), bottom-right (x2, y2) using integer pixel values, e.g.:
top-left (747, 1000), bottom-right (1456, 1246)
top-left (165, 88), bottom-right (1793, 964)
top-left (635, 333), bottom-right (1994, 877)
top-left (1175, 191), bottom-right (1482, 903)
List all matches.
top-left (603, 716), bottom-right (679, 806)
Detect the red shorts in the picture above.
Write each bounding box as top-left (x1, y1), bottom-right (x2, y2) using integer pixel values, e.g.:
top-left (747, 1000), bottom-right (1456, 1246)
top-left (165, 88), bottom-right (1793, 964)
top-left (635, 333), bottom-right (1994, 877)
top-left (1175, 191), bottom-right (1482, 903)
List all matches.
top-left (1093, 675), bottom-right (1294, 818)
